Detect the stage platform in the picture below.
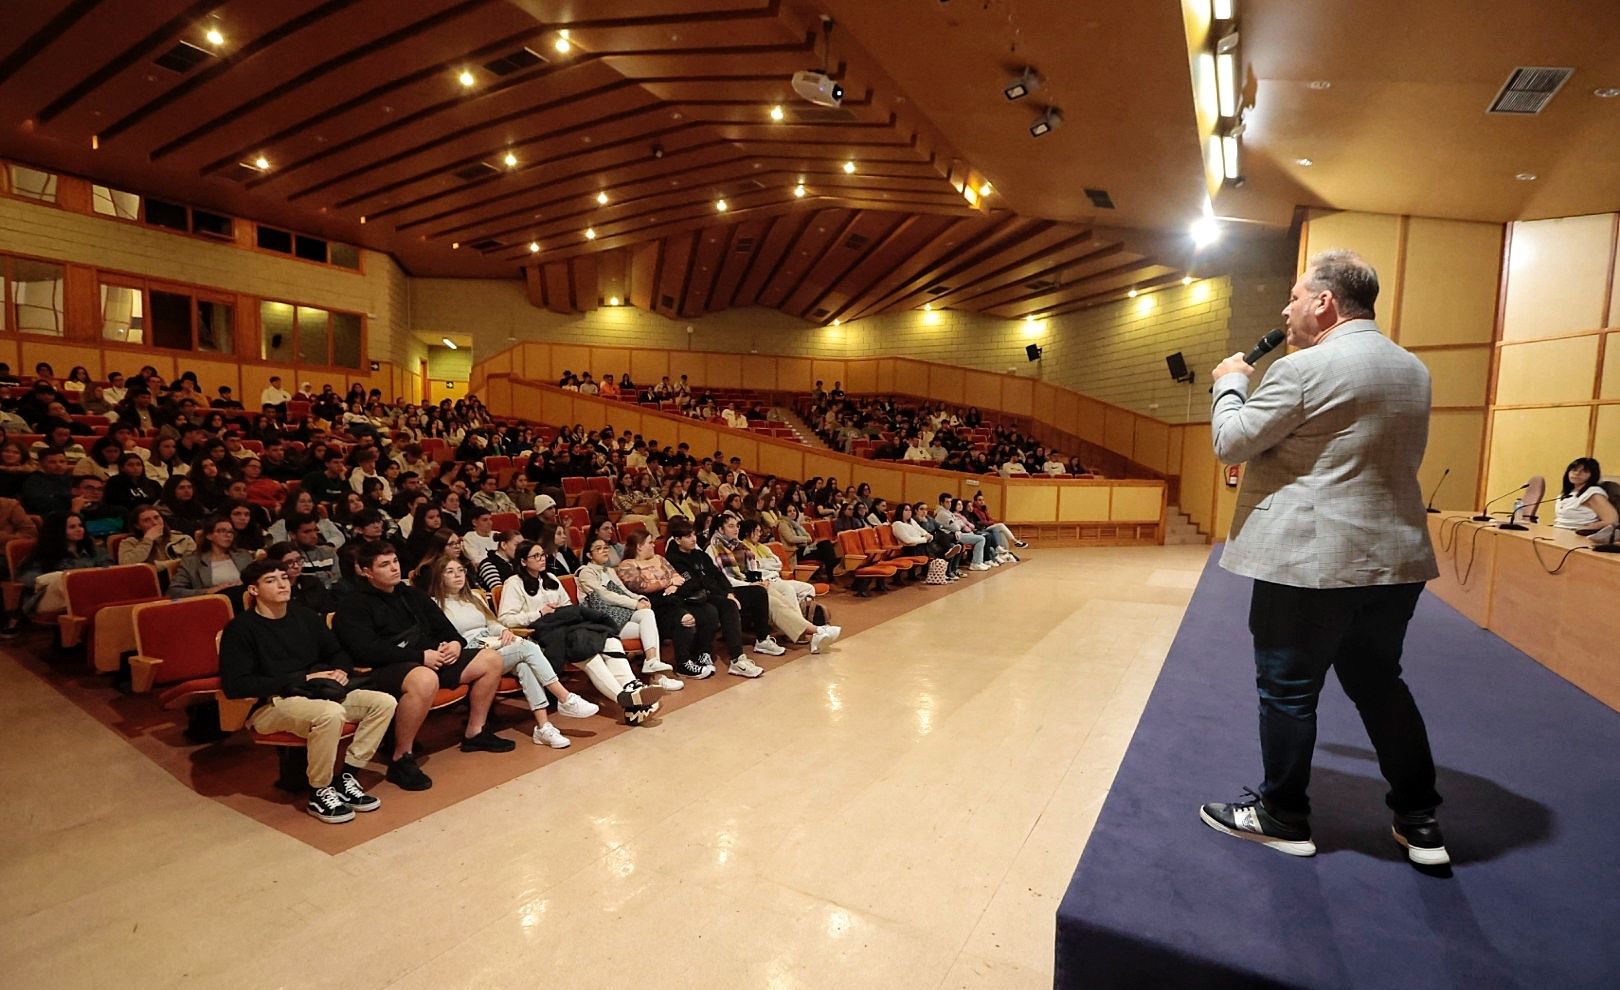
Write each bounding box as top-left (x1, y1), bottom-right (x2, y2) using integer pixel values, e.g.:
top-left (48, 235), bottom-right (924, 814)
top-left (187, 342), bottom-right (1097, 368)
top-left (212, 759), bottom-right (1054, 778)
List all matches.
top-left (1054, 548), bottom-right (1620, 989)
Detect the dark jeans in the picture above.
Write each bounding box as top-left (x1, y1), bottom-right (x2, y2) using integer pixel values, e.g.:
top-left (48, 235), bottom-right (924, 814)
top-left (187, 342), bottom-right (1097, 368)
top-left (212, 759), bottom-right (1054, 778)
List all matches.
top-left (648, 595), bottom-right (699, 663)
top-left (1250, 580), bottom-right (1441, 819)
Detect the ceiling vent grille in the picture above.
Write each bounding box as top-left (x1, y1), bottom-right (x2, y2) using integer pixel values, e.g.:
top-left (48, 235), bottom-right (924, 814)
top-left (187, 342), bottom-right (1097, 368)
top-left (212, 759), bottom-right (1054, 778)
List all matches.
top-left (453, 162), bottom-right (501, 181)
top-left (1083, 187), bottom-right (1115, 210)
top-left (483, 47), bottom-right (546, 76)
top-left (787, 106), bottom-right (859, 124)
top-left (660, 294), bottom-right (676, 309)
top-left (1025, 278), bottom-right (1058, 291)
top-left (843, 233), bottom-right (869, 250)
top-left (809, 307), bottom-right (830, 319)
top-left (468, 238), bottom-right (502, 252)
top-left (1488, 66), bottom-right (1574, 114)
top-left (155, 41), bottom-right (212, 74)
top-left (734, 237), bottom-right (755, 252)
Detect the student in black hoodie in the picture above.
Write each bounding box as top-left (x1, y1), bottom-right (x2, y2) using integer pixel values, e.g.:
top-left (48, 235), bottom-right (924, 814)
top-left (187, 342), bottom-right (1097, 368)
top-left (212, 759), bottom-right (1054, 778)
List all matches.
top-left (661, 517), bottom-right (771, 679)
top-left (332, 540), bottom-right (514, 792)
top-left (220, 559), bottom-right (396, 824)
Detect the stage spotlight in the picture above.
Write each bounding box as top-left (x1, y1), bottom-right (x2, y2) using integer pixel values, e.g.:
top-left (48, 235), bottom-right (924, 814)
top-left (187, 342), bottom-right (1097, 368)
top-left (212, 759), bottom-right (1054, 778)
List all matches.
top-left (1004, 68), bottom-right (1042, 101)
top-left (1029, 108), bottom-right (1063, 138)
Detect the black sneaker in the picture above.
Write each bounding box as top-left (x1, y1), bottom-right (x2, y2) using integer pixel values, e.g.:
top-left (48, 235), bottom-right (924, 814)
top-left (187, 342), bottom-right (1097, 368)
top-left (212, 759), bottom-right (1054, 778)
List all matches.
top-left (1392, 811), bottom-right (1450, 866)
top-left (308, 785), bottom-right (356, 824)
top-left (460, 728), bottom-right (516, 753)
top-left (624, 701), bottom-right (662, 725)
top-left (811, 604), bottom-right (827, 626)
top-left (386, 752), bottom-right (433, 791)
top-left (696, 653), bottom-right (716, 675)
top-left (0, 614), bottom-right (22, 639)
top-left (334, 771), bottom-right (381, 812)
top-left (678, 658), bottom-right (711, 679)
top-left (1199, 789), bottom-right (1316, 857)
top-left (1014, 539), bottom-right (1029, 549)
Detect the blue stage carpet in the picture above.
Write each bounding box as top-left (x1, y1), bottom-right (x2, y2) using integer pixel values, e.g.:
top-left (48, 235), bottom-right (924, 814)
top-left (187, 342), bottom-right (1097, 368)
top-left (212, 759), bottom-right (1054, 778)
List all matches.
top-left (1055, 548), bottom-right (1620, 989)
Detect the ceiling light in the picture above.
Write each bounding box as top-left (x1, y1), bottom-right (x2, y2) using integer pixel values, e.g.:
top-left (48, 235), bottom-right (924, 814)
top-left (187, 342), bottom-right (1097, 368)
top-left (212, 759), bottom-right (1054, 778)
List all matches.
top-left (1515, 172), bottom-right (1537, 182)
top-left (503, 151), bottom-right (518, 168)
top-left (770, 104), bottom-right (785, 121)
top-left (1295, 157), bottom-right (1314, 166)
top-left (979, 182), bottom-right (993, 196)
top-left (441, 337), bottom-right (457, 349)
top-left (793, 183), bottom-right (806, 198)
top-left (1190, 215), bottom-right (1221, 248)
top-left (205, 27), bottom-right (225, 46)
top-left (1221, 134), bottom-right (1241, 180)
top-left (554, 30), bottom-right (571, 54)
top-left (1596, 87), bottom-right (1620, 98)
top-left (457, 69), bottom-right (475, 88)
top-left (528, 241), bottom-right (540, 253)
top-left (1182, 275), bottom-right (1194, 286)
top-left (253, 155), bottom-right (270, 170)
top-left (595, 190), bottom-right (609, 205)
top-left (1023, 314), bottom-right (1037, 323)
top-left (1212, 0), bottom-right (1236, 19)
top-left (1308, 80), bottom-right (1332, 90)
top-left (715, 199), bottom-right (728, 212)
top-left (584, 227), bottom-right (596, 240)
top-left (1127, 288), bottom-right (1139, 298)
top-left (839, 161), bottom-right (855, 175)
top-left (1004, 68), bottom-right (1042, 102)
top-left (963, 185), bottom-right (979, 206)
top-left (923, 303), bottom-right (933, 312)
top-left (1216, 50), bottom-right (1238, 117)
top-left (608, 296), bottom-right (621, 306)
top-left (451, 242), bottom-right (460, 249)
top-left (831, 319), bottom-right (841, 326)
top-left (359, 215), bottom-right (367, 224)
top-left (1029, 108), bottom-right (1063, 138)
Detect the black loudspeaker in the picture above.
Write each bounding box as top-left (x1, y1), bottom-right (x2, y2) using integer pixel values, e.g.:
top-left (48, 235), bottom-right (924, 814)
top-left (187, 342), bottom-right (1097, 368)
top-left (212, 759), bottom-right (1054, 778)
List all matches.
top-left (1025, 343), bottom-right (1043, 362)
top-left (1166, 351), bottom-right (1192, 383)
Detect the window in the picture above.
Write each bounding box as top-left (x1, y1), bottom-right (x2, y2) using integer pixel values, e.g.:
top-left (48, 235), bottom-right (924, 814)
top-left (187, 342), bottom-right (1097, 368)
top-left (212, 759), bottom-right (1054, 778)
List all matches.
top-left (259, 300), bottom-right (362, 369)
top-left (294, 235), bottom-right (328, 264)
top-left (191, 209), bottom-right (232, 239)
top-left (100, 280), bottom-right (233, 352)
top-left (255, 223), bottom-right (357, 271)
top-left (4, 164), bottom-right (57, 204)
top-left (92, 185), bottom-right (141, 220)
top-left (101, 284), bottom-right (144, 344)
top-left (144, 197), bottom-right (188, 231)
top-left (330, 243), bottom-right (361, 270)
top-left (256, 225), bottom-right (293, 254)
top-left (197, 300), bottom-right (233, 354)
top-left (150, 290), bottom-right (192, 349)
top-left (11, 258), bottom-right (65, 334)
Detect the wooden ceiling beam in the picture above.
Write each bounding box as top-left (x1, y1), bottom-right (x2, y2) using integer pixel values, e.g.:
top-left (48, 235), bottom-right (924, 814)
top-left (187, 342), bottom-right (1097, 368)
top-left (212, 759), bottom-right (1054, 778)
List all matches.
top-left (949, 242), bottom-right (1125, 312)
top-left (786, 210), bottom-right (907, 320)
top-left (1028, 269), bottom-right (1186, 320)
top-left (879, 223), bottom-right (1091, 313)
top-left (846, 213), bottom-right (1034, 320)
top-left (830, 215), bottom-right (996, 322)
top-left (758, 209), bottom-right (857, 310)
top-left (983, 259), bottom-right (1167, 318)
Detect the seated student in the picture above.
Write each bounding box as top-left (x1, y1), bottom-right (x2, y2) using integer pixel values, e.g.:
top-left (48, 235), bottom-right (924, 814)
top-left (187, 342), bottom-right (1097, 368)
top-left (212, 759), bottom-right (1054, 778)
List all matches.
top-left (3, 511), bottom-right (111, 635)
top-left (170, 514), bottom-right (257, 601)
top-left (664, 517), bottom-right (773, 678)
top-left (892, 502), bottom-right (962, 580)
top-left (1548, 457), bottom-right (1618, 540)
top-left (222, 497), bottom-right (269, 553)
top-left (103, 452), bottom-right (165, 511)
top-left (265, 541), bottom-right (342, 616)
top-left (775, 501), bottom-right (839, 584)
top-left (0, 495), bottom-right (38, 576)
top-left (426, 556), bottom-right (598, 749)
top-left (119, 504), bottom-right (196, 567)
top-left (576, 537), bottom-right (682, 690)
top-left (461, 505), bottom-right (498, 567)
top-left (966, 491), bottom-right (1029, 551)
top-left (409, 528), bottom-right (470, 589)
top-left (935, 492), bottom-right (989, 570)
top-left (333, 540), bottom-right (515, 792)
top-left (220, 560), bottom-right (396, 823)
top-left (471, 473), bottom-right (518, 515)
top-left (614, 530), bottom-right (715, 679)
top-left (20, 447), bottom-right (74, 516)
top-left (477, 529), bottom-right (522, 593)
top-left (736, 518), bottom-right (840, 650)
top-left (496, 540), bottom-right (665, 724)
top-left (950, 497), bottom-right (1014, 565)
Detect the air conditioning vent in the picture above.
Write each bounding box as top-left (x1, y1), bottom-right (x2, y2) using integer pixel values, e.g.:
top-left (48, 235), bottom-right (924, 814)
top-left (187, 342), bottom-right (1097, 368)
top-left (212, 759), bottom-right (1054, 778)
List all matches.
top-left (843, 233), bottom-right (869, 250)
top-left (454, 162), bottom-right (501, 181)
top-left (734, 237), bottom-right (755, 252)
top-left (1083, 187), bottom-right (1115, 210)
top-left (787, 106), bottom-right (859, 123)
top-left (1025, 278), bottom-right (1058, 291)
top-left (925, 284), bottom-right (951, 295)
top-left (483, 47), bottom-right (546, 76)
top-left (1487, 66), bottom-right (1574, 114)
top-left (809, 307), bottom-right (830, 319)
top-left (155, 41), bottom-right (212, 74)
top-left (468, 238), bottom-right (502, 252)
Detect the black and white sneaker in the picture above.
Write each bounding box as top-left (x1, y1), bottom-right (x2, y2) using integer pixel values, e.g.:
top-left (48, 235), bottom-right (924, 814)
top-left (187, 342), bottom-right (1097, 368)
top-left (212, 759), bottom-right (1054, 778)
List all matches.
top-left (697, 653), bottom-right (716, 676)
top-left (1013, 539), bottom-right (1029, 549)
top-left (334, 771), bottom-right (381, 812)
top-left (678, 658), bottom-right (712, 679)
top-left (1199, 789), bottom-right (1316, 857)
top-left (624, 701), bottom-right (662, 726)
top-left (308, 785), bottom-right (355, 824)
top-left (616, 680), bottom-right (665, 709)
top-left (1392, 811), bottom-right (1450, 866)
top-left (386, 752), bottom-right (433, 791)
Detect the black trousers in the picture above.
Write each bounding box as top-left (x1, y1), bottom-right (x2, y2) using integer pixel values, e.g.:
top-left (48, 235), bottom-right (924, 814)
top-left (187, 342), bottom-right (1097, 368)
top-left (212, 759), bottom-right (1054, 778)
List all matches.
top-left (797, 540), bottom-right (840, 581)
top-left (647, 594), bottom-right (699, 663)
top-left (1249, 579), bottom-right (1441, 818)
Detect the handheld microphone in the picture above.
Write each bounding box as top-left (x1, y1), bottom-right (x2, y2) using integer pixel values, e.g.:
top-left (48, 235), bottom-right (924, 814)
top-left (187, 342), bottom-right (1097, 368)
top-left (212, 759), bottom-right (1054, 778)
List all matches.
top-left (1424, 468), bottom-right (1450, 514)
top-left (1472, 483), bottom-right (1528, 523)
top-left (1209, 329), bottom-right (1286, 393)
top-left (1498, 492), bottom-right (1559, 531)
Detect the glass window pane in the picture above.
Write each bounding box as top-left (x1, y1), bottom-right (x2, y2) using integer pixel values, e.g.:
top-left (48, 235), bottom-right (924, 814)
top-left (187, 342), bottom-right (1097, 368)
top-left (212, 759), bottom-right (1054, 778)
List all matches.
top-left (296, 306), bottom-right (329, 365)
top-left (329, 243), bottom-right (360, 270)
top-left (294, 235), bottom-right (328, 263)
top-left (256, 226), bottom-right (292, 253)
top-left (14, 259), bottom-right (65, 335)
top-left (197, 300), bottom-right (233, 354)
top-left (260, 301), bottom-right (295, 361)
top-left (191, 209), bottom-right (232, 239)
top-left (8, 166), bottom-right (57, 204)
top-left (331, 312), bottom-right (362, 368)
top-left (150, 290), bottom-right (191, 349)
top-left (92, 185), bottom-right (141, 220)
top-left (144, 198), bottom-right (187, 231)
top-left (101, 284), bottom-right (144, 344)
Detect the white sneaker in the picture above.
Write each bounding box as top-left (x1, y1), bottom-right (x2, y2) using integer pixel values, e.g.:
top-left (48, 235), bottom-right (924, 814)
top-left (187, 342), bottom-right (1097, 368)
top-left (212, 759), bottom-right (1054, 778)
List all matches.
top-left (532, 723), bottom-right (571, 749)
top-left (652, 673), bottom-right (685, 692)
top-left (753, 636), bottom-right (787, 656)
top-left (969, 563), bottom-right (990, 571)
top-left (640, 657), bottom-right (673, 675)
top-left (555, 694), bottom-right (600, 719)
top-left (809, 624), bottom-right (842, 654)
top-left (728, 655), bottom-right (766, 678)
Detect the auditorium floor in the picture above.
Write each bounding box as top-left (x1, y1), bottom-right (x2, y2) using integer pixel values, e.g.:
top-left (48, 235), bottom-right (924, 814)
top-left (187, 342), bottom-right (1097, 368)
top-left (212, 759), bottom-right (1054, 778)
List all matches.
top-left (0, 545), bottom-right (1210, 990)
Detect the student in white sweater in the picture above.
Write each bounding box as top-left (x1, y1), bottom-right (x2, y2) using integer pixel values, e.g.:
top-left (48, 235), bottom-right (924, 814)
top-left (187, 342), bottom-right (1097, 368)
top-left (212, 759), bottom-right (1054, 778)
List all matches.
top-left (497, 541), bottom-right (665, 724)
top-left (575, 539), bottom-right (683, 691)
top-left (427, 557), bottom-right (598, 748)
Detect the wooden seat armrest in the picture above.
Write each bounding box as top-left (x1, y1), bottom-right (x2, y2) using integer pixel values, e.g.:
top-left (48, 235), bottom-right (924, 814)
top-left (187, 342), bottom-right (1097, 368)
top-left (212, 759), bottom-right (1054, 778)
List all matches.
top-left (129, 654), bottom-right (164, 693)
top-left (791, 564), bottom-right (821, 582)
top-left (57, 614), bottom-right (90, 648)
top-left (216, 694), bottom-right (255, 732)
top-left (1, 581), bottom-right (22, 613)
top-left (90, 601), bottom-right (151, 673)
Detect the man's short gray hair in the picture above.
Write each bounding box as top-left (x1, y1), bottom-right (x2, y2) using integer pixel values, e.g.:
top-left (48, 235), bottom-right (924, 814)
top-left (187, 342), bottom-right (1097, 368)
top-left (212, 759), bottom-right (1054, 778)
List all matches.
top-left (1304, 250), bottom-right (1379, 319)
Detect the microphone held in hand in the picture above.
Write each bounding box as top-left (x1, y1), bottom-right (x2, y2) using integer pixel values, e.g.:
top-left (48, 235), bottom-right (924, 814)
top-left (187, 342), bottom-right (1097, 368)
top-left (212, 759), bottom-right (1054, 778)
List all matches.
top-left (1425, 467), bottom-right (1450, 514)
top-left (1210, 329), bottom-right (1286, 392)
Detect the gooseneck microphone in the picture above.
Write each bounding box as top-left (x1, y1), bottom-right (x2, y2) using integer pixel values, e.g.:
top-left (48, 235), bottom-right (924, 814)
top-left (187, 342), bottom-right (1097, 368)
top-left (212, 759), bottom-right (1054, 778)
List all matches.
top-left (1210, 329), bottom-right (1287, 393)
top-left (1472, 483), bottom-right (1528, 523)
top-left (1425, 468), bottom-right (1450, 514)
top-left (1498, 493), bottom-right (1559, 531)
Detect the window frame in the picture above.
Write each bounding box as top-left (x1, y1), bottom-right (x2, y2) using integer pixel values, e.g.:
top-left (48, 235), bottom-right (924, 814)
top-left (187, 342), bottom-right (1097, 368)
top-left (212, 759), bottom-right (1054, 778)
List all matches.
top-left (1, 252), bottom-right (68, 337)
top-left (95, 274), bottom-right (238, 356)
top-left (257, 297), bottom-right (366, 372)
top-left (0, 161), bottom-right (61, 207)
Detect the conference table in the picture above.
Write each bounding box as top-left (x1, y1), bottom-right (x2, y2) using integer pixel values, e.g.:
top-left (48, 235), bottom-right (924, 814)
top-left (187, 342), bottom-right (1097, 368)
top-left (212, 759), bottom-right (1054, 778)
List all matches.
top-left (1427, 512), bottom-right (1620, 712)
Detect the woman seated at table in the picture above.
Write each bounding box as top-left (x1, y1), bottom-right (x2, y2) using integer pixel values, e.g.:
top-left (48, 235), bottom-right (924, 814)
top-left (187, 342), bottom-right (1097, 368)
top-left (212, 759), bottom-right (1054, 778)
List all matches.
top-left (1549, 457), bottom-right (1617, 542)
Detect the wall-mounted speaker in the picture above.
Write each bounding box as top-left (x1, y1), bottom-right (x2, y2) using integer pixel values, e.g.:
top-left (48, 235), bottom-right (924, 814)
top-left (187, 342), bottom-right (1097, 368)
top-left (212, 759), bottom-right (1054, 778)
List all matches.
top-left (1025, 343), bottom-right (1043, 362)
top-left (1165, 351), bottom-right (1193, 383)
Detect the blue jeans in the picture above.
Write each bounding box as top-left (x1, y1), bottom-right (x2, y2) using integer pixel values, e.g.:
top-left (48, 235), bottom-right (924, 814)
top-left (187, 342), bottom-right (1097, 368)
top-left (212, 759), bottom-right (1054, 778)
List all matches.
top-left (955, 532), bottom-right (987, 565)
top-left (1249, 580), bottom-right (1440, 818)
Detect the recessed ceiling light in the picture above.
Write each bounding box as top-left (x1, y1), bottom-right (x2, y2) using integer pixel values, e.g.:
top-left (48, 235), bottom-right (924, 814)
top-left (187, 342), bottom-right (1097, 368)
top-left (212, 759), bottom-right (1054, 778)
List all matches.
top-left (595, 191), bottom-right (609, 205)
top-left (442, 337), bottom-right (457, 349)
top-left (1190, 215), bottom-right (1221, 248)
top-left (608, 296), bottom-right (621, 306)
top-left (1308, 80), bottom-right (1332, 90)
top-left (359, 215), bottom-right (367, 224)
top-left (1182, 275), bottom-right (1193, 285)
top-left (503, 151), bottom-right (518, 167)
top-left (843, 160), bottom-right (856, 174)
top-left (584, 227), bottom-right (596, 240)
top-left (922, 303), bottom-right (933, 312)
top-left (770, 104), bottom-right (785, 121)
top-left (253, 155), bottom-right (270, 170)
top-left (458, 69), bottom-right (475, 88)
top-left (451, 242), bottom-right (460, 249)
top-left (528, 241), bottom-right (540, 253)
top-left (205, 27), bottom-right (225, 46)
top-left (1594, 87), bottom-right (1620, 98)
top-left (715, 198), bottom-right (728, 212)
top-left (554, 30), bottom-right (571, 54)
top-left (1515, 172), bottom-right (1537, 181)
top-left (1295, 157), bottom-right (1314, 166)
top-left (979, 182), bottom-right (993, 196)
top-left (1127, 288), bottom-right (1139, 298)
top-left (793, 183), bottom-right (806, 198)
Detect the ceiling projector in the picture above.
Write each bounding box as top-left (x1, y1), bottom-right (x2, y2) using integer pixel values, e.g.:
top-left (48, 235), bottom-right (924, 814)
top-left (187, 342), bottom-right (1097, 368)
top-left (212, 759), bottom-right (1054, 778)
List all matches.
top-left (792, 69), bottom-right (845, 107)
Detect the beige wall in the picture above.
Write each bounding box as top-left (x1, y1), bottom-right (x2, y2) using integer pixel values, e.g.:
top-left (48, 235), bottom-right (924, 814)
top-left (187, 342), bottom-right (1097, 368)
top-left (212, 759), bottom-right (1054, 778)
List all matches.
top-left (1300, 210), bottom-right (1503, 510)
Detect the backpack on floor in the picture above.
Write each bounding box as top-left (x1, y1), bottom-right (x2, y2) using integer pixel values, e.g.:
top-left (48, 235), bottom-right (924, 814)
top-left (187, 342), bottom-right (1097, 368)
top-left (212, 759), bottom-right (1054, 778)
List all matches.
top-left (926, 559), bottom-right (950, 585)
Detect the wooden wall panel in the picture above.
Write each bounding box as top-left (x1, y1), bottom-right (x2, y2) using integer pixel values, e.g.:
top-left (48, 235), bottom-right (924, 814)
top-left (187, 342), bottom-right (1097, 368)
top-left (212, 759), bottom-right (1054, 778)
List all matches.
top-left (1053, 388), bottom-right (1080, 436)
top-left (1133, 419), bottom-right (1170, 473)
top-left (894, 360), bottom-right (928, 397)
top-left (843, 360), bottom-right (876, 393)
top-left (778, 357), bottom-right (813, 392)
top-left (1004, 484), bottom-right (1059, 523)
top-left (189, 358), bottom-right (241, 401)
top-left (964, 370), bottom-right (1002, 412)
top-left (540, 389), bottom-right (572, 428)
top-left (1032, 382), bottom-right (1057, 427)
top-left (1599, 332), bottom-right (1620, 400)
top-left (630, 348), bottom-right (670, 388)
top-left (241, 365), bottom-right (294, 407)
top-left (876, 358), bottom-right (895, 393)
top-left (741, 354), bottom-right (778, 391)
top-left (1594, 406), bottom-right (1620, 469)
top-left (1494, 337), bottom-right (1600, 407)
top-left (1423, 410), bottom-right (1486, 512)
top-left (929, 364), bottom-right (966, 405)
top-left (1486, 406), bottom-right (1592, 498)
top-left (550, 344), bottom-right (590, 382)
top-left (1179, 422), bottom-right (1216, 534)
top-left (706, 352), bottom-right (743, 389)
top-left (22, 341), bottom-right (104, 379)
top-left (803, 453), bottom-right (845, 485)
top-left (1103, 406), bottom-right (1136, 458)
top-left (756, 442), bottom-right (805, 482)
top-left (589, 346), bottom-right (634, 380)
top-left (1002, 376), bottom-right (1034, 417)
top-left (678, 424), bottom-right (720, 458)
top-left (1111, 486), bottom-right (1163, 521)
top-left (861, 465), bottom-right (907, 503)
top-left (1501, 214), bottom-right (1614, 341)
top-left (811, 360), bottom-right (846, 390)
top-left (1398, 218), bottom-right (1503, 347)
top-left (1058, 485), bottom-right (1110, 521)
top-left (1416, 348), bottom-right (1491, 407)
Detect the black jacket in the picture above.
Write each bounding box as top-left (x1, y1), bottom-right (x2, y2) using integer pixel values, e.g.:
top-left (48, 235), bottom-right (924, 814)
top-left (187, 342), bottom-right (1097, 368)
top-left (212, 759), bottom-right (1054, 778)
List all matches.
top-left (333, 579), bottom-right (461, 671)
top-left (220, 605), bottom-right (352, 702)
top-left (664, 544), bottom-right (731, 597)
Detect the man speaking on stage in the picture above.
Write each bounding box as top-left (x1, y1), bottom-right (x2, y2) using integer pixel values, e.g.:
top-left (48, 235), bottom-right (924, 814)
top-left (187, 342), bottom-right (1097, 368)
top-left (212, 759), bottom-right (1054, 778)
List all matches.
top-left (1197, 249), bottom-right (1449, 867)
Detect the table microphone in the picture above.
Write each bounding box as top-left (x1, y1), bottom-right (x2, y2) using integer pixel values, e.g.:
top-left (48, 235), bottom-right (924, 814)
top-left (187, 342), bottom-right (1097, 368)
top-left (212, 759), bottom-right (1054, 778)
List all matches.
top-left (1498, 493), bottom-right (1558, 531)
top-left (1209, 329), bottom-right (1286, 393)
top-left (1592, 525), bottom-right (1620, 554)
top-left (1425, 468), bottom-right (1450, 514)
top-left (1472, 483), bottom-right (1527, 523)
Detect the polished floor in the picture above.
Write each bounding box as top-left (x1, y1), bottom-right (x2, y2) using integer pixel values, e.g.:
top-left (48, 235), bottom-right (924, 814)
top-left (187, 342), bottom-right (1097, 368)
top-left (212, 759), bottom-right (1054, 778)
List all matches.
top-left (0, 545), bottom-right (1208, 990)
